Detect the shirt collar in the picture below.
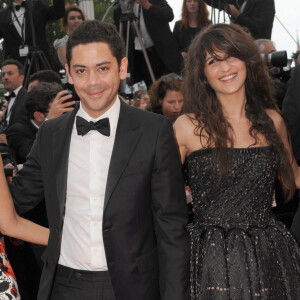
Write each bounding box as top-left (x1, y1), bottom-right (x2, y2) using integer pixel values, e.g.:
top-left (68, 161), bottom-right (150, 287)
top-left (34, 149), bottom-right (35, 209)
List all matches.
top-left (12, 85), bottom-right (23, 96)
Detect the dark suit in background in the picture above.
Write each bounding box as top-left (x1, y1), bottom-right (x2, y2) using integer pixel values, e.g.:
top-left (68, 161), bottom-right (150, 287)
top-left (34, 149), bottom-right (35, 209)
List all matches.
top-left (282, 65), bottom-right (300, 243)
top-left (6, 118), bottom-right (37, 164)
top-left (114, 0), bottom-right (182, 87)
top-left (0, 0), bottom-right (65, 66)
top-left (204, 0), bottom-right (275, 39)
top-left (9, 101), bottom-right (190, 300)
top-left (3, 87), bottom-right (27, 130)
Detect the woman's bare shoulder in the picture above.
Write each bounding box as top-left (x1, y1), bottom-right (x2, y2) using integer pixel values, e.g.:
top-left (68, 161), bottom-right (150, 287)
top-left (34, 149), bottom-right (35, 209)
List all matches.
top-left (266, 109), bottom-right (286, 131)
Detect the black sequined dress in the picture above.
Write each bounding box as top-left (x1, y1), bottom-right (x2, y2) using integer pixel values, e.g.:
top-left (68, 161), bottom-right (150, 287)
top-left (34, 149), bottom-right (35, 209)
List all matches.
top-left (186, 146), bottom-right (300, 300)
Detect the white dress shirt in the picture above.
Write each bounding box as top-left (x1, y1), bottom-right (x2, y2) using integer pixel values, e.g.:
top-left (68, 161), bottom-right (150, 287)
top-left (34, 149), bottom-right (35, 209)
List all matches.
top-left (11, 2), bottom-right (26, 40)
top-left (58, 98), bottom-right (120, 271)
top-left (133, 3), bottom-right (154, 50)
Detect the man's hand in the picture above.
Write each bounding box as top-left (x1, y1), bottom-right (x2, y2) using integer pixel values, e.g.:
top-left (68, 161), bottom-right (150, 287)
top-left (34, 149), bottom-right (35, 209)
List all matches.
top-left (0, 134), bottom-right (8, 145)
top-left (136, 0), bottom-right (152, 10)
top-left (47, 90), bottom-right (75, 120)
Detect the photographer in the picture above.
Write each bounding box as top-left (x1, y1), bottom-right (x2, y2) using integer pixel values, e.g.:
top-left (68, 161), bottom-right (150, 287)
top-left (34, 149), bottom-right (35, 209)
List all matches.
top-left (204, 0), bottom-right (275, 39)
top-left (0, 0), bottom-right (65, 67)
top-left (255, 39), bottom-right (289, 109)
top-left (114, 0), bottom-right (182, 88)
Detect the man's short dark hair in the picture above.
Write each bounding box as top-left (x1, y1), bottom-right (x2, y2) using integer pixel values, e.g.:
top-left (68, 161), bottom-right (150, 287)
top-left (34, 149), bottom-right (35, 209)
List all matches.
top-left (1, 59), bottom-right (25, 75)
top-left (25, 82), bottom-right (63, 119)
top-left (66, 20), bottom-right (125, 68)
top-left (28, 70), bottom-right (63, 87)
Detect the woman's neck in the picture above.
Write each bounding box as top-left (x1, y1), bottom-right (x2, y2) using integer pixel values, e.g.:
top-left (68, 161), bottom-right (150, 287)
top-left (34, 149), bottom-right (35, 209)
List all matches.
top-left (188, 13), bottom-right (198, 28)
top-left (219, 93), bottom-right (247, 122)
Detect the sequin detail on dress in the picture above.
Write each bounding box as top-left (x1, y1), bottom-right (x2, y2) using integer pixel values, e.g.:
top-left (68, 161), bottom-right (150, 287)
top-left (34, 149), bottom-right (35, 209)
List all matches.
top-left (186, 147), bottom-right (300, 300)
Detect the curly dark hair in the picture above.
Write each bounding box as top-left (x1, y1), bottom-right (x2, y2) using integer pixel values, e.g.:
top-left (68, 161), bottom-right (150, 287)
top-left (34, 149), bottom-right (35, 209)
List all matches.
top-left (149, 73), bottom-right (183, 114)
top-left (183, 23), bottom-right (295, 200)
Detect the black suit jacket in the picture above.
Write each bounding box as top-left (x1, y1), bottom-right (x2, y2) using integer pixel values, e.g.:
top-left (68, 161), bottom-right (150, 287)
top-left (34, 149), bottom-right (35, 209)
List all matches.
top-left (114, 0), bottom-right (182, 74)
top-left (282, 65), bottom-right (300, 243)
top-left (4, 87), bottom-right (27, 130)
top-left (204, 0), bottom-right (275, 39)
top-left (10, 101), bottom-right (190, 300)
top-left (0, 0), bottom-right (65, 65)
top-left (6, 117), bottom-right (38, 164)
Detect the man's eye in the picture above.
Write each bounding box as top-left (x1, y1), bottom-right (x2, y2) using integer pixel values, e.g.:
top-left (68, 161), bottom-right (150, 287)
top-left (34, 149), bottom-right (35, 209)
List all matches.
top-left (76, 69), bottom-right (86, 74)
top-left (98, 67), bottom-right (108, 72)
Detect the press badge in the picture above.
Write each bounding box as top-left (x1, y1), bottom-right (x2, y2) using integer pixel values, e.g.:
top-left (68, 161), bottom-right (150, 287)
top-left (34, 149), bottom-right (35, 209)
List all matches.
top-left (19, 45), bottom-right (29, 57)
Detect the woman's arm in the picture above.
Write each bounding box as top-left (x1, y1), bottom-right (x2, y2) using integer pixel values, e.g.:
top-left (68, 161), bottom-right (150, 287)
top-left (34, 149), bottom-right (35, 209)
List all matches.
top-left (173, 115), bottom-right (191, 164)
top-left (56, 46), bottom-right (67, 67)
top-left (0, 156), bottom-right (49, 245)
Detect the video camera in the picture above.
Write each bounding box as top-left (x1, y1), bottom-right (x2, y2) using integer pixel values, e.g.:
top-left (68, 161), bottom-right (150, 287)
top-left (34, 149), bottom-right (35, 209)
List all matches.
top-left (262, 51), bottom-right (288, 68)
top-left (262, 51), bottom-right (291, 83)
top-left (119, 0), bottom-right (135, 14)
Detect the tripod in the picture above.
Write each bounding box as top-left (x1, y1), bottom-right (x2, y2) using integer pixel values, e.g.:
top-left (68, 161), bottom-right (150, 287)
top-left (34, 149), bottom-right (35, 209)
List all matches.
top-left (103, 0), bottom-right (155, 92)
top-left (22, 0), bottom-right (51, 87)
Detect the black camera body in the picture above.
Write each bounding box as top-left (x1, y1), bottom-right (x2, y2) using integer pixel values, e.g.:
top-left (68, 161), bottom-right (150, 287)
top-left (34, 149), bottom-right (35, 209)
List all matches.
top-left (262, 51), bottom-right (288, 68)
top-left (1, 152), bottom-right (16, 178)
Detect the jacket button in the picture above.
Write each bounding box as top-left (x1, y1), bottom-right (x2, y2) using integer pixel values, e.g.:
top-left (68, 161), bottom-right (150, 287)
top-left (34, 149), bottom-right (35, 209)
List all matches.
top-left (103, 226), bottom-right (112, 232)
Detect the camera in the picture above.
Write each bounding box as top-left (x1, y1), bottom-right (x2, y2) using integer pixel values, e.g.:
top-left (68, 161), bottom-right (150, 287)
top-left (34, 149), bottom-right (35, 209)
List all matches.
top-left (262, 50), bottom-right (288, 68)
top-left (1, 152), bottom-right (17, 178)
top-left (62, 90), bottom-right (76, 108)
top-left (262, 51), bottom-right (291, 83)
top-left (119, 0), bottom-right (136, 14)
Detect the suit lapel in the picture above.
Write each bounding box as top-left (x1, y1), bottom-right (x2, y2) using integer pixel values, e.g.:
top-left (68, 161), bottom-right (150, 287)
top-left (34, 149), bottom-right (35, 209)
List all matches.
top-left (52, 104), bottom-right (79, 218)
top-left (6, 87), bottom-right (25, 126)
top-left (104, 101), bottom-right (142, 211)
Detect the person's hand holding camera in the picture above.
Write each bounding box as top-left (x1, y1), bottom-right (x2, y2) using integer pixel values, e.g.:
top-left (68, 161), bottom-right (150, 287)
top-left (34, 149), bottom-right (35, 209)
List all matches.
top-left (136, 0), bottom-right (152, 10)
top-left (47, 90), bottom-right (75, 120)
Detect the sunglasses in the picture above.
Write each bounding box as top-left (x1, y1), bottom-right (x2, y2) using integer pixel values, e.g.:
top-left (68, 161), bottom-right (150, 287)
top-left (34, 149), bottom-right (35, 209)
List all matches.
top-left (161, 75), bottom-right (183, 82)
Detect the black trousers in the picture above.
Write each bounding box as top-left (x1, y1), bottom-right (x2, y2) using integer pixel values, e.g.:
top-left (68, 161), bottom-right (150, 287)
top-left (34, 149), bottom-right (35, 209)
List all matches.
top-left (50, 265), bottom-right (115, 300)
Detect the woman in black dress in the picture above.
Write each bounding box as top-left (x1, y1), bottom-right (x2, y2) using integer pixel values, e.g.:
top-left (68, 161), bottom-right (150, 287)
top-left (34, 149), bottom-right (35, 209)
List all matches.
top-left (173, 0), bottom-right (210, 58)
top-left (174, 23), bottom-right (300, 299)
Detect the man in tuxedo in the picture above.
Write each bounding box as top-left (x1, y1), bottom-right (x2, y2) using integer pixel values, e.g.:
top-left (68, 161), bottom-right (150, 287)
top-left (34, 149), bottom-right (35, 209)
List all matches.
top-left (7, 82), bottom-right (63, 164)
top-left (204, 0), bottom-right (275, 39)
top-left (114, 0), bottom-right (182, 88)
top-left (0, 59), bottom-right (27, 151)
top-left (9, 20), bottom-right (190, 300)
top-left (0, 0), bottom-right (65, 67)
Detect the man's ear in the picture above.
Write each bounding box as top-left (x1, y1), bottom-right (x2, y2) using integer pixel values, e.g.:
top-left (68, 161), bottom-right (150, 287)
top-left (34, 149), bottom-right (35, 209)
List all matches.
top-left (119, 57), bottom-right (128, 80)
top-left (65, 64), bottom-right (74, 84)
top-left (33, 111), bottom-right (45, 124)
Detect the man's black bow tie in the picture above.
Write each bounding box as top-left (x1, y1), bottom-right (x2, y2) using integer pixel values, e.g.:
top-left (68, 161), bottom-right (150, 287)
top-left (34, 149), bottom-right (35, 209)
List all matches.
top-left (76, 116), bottom-right (110, 137)
top-left (4, 92), bottom-right (16, 101)
top-left (15, 1), bottom-right (26, 11)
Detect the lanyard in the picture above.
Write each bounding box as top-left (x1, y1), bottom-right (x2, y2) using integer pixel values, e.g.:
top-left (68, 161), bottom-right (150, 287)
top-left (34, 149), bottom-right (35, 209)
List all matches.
top-left (12, 7), bottom-right (26, 45)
